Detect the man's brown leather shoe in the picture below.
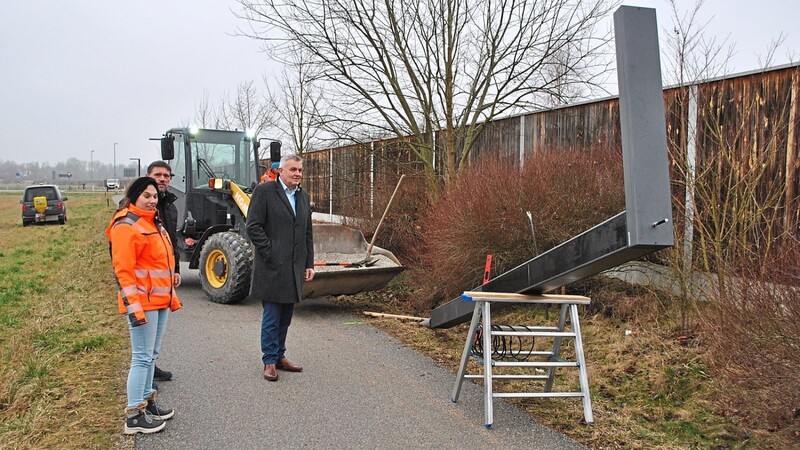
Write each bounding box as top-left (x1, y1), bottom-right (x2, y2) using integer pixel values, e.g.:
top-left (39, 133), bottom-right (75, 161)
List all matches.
top-left (276, 358), bottom-right (303, 372)
top-left (263, 364), bottom-right (278, 381)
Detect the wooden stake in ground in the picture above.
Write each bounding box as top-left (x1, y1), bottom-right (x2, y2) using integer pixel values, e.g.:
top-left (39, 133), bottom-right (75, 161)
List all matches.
top-left (351, 174), bottom-right (406, 266)
top-left (363, 311), bottom-right (427, 323)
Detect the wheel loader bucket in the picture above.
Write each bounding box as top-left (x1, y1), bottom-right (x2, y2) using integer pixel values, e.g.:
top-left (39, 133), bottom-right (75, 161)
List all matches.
top-left (303, 223), bottom-right (404, 298)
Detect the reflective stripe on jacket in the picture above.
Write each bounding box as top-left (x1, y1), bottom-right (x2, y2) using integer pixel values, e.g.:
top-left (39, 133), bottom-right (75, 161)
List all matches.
top-left (106, 204), bottom-right (182, 314)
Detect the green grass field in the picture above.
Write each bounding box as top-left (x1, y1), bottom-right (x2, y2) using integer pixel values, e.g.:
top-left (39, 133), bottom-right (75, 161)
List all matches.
top-left (0, 192), bottom-right (131, 449)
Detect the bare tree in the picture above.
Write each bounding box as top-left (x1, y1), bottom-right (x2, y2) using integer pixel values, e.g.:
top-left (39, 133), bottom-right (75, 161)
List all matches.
top-left (193, 81), bottom-right (275, 136)
top-left (235, 0), bottom-right (613, 184)
top-left (193, 91), bottom-right (217, 128)
top-left (227, 80), bottom-right (275, 137)
top-left (658, 0), bottom-right (733, 330)
top-left (265, 49), bottom-right (326, 155)
top-left (659, 11), bottom-right (800, 431)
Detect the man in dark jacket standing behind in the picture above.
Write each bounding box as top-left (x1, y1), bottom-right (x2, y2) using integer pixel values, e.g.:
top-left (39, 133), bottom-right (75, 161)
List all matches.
top-left (246, 154), bottom-right (314, 381)
top-left (147, 161), bottom-right (181, 383)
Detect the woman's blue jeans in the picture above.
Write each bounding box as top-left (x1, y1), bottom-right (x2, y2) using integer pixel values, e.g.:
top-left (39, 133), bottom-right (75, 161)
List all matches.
top-left (126, 308), bottom-right (169, 408)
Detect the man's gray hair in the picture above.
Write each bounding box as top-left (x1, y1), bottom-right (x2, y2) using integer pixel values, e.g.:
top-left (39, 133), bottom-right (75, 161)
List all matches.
top-left (279, 154), bottom-right (302, 168)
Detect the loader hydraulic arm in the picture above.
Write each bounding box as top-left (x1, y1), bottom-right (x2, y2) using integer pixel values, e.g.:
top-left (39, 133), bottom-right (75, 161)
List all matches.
top-left (229, 182), bottom-right (251, 218)
top-left (207, 178), bottom-right (252, 219)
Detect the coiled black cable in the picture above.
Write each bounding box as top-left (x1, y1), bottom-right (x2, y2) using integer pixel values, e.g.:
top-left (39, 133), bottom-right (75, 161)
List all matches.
top-left (472, 324), bottom-right (536, 361)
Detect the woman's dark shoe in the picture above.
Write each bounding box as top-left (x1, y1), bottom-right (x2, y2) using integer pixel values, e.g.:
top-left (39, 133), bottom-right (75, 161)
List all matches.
top-left (124, 402), bottom-right (165, 435)
top-left (153, 365), bottom-right (173, 381)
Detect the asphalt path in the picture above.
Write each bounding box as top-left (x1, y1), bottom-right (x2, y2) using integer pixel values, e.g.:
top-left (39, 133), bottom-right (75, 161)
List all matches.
top-left (136, 264), bottom-right (586, 449)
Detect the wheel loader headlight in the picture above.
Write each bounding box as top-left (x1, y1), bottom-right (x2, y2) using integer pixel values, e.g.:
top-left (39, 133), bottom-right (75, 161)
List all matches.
top-left (246, 128), bottom-right (256, 139)
top-left (189, 125), bottom-right (199, 136)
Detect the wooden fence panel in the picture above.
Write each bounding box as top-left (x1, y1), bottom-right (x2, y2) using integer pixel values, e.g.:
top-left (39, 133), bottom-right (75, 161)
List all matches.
top-left (301, 64), bottom-right (799, 236)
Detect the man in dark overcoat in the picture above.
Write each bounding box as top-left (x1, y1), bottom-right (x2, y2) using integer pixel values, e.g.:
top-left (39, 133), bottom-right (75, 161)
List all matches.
top-left (245, 154), bottom-right (314, 381)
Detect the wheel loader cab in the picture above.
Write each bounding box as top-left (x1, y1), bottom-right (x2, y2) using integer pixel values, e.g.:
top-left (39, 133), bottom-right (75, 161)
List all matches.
top-left (161, 128), bottom-right (259, 265)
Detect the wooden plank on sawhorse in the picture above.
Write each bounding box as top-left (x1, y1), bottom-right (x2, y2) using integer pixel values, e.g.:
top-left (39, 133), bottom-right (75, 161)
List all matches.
top-left (450, 291), bottom-right (593, 428)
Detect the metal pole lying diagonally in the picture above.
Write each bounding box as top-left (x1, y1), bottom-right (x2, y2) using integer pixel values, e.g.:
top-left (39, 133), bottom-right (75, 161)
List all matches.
top-left (428, 6), bottom-right (674, 329)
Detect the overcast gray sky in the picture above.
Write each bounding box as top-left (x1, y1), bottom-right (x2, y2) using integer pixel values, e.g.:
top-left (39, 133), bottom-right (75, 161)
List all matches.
top-left (0, 0), bottom-right (796, 166)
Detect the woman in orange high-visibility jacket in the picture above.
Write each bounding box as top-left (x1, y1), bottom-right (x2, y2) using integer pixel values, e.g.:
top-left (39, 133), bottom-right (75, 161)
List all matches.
top-left (106, 177), bottom-right (181, 435)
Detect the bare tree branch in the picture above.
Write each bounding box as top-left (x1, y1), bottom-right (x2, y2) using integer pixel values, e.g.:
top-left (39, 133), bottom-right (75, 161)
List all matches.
top-left (757, 33), bottom-right (788, 69)
top-left (663, 0), bottom-right (734, 86)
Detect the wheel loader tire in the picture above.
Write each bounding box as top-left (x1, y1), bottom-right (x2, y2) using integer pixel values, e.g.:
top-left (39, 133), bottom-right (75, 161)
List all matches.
top-left (199, 232), bottom-right (253, 304)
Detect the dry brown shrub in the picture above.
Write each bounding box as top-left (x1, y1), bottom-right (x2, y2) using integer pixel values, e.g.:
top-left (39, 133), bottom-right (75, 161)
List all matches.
top-left (343, 175), bottom-right (429, 265)
top-left (408, 147), bottom-right (624, 312)
top-left (363, 208), bottom-right (425, 265)
top-left (701, 237), bottom-right (800, 439)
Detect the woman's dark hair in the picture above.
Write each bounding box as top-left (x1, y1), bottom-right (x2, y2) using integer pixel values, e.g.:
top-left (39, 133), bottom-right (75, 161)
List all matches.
top-left (118, 177), bottom-right (158, 210)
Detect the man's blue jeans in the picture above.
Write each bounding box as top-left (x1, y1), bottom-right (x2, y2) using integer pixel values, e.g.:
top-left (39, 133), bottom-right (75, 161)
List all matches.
top-left (261, 302), bottom-right (294, 365)
top-left (126, 308), bottom-right (169, 408)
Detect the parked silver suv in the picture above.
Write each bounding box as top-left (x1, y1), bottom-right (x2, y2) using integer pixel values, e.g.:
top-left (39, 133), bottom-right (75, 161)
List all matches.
top-left (20, 185), bottom-right (68, 226)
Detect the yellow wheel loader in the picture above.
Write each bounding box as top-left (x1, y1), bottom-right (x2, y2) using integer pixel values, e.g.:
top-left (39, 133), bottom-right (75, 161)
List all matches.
top-left (158, 127), bottom-right (403, 304)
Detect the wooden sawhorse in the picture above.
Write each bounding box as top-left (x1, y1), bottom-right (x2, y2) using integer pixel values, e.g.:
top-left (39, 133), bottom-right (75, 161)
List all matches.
top-left (450, 291), bottom-right (593, 428)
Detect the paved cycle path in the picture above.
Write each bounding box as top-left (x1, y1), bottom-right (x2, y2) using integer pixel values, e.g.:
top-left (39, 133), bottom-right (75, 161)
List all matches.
top-left (136, 265), bottom-right (585, 449)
